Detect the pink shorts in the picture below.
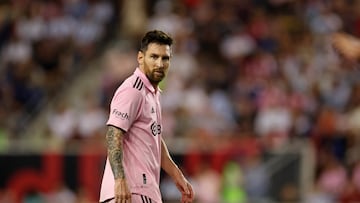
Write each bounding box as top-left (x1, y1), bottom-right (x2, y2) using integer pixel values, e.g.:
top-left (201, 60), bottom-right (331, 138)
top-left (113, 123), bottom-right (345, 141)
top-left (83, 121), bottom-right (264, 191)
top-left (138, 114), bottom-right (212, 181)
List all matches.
top-left (102, 194), bottom-right (157, 203)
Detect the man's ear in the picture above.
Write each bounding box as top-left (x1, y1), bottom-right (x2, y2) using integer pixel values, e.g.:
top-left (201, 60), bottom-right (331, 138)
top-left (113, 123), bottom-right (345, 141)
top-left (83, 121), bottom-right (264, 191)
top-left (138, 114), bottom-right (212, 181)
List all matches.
top-left (137, 51), bottom-right (144, 65)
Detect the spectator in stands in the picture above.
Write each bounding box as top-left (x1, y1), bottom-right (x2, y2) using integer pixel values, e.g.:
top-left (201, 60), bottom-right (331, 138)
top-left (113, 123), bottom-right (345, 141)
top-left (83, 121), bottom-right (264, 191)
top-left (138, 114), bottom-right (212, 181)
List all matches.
top-left (332, 32), bottom-right (360, 62)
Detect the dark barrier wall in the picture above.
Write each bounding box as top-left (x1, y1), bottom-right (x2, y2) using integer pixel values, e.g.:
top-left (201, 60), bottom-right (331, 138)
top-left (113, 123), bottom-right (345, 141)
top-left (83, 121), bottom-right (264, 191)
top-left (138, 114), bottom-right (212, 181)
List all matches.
top-left (0, 150), bottom-right (301, 203)
top-left (0, 152), bottom-right (106, 203)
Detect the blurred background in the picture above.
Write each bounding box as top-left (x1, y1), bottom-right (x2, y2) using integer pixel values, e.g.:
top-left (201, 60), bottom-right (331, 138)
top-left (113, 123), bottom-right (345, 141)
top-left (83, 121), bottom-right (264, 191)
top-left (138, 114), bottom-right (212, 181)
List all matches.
top-left (1, 0), bottom-right (360, 203)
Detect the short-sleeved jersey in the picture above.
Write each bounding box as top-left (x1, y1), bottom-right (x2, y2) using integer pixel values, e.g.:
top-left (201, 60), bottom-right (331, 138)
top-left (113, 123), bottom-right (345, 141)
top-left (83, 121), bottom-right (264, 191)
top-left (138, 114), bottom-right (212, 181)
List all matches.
top-left (100, 68), bottom-right (163, 203)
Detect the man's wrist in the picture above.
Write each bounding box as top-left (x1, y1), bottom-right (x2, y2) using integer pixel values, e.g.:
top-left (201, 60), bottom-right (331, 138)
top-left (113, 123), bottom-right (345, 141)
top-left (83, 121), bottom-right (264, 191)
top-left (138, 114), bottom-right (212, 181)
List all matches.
top-left (171, 167), bottom-right (185, 181)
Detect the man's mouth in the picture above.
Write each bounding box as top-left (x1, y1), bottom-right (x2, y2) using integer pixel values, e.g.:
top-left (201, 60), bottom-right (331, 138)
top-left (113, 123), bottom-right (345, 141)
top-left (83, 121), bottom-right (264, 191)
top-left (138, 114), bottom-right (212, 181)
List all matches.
top-left (154, 70), bottom-right (164, 76)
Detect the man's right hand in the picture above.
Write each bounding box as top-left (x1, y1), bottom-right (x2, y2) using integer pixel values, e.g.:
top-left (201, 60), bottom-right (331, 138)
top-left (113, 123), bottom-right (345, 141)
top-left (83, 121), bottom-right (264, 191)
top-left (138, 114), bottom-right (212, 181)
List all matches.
top-left (114, 178), bottom-right (131, 203)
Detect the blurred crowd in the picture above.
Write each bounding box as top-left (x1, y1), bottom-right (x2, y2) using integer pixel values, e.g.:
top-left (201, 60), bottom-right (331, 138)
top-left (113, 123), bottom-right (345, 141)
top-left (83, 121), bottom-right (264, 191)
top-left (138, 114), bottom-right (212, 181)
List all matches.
top-left (0, 0), bottom-right (116, 138)
top-left (2, 0), bottom-right (360, 203)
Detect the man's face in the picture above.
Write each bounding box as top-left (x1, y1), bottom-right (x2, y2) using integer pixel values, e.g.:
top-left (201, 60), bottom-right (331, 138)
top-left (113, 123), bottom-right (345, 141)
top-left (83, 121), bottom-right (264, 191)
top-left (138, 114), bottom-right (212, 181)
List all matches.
top-left (138, 43), bottom-right (171, 86)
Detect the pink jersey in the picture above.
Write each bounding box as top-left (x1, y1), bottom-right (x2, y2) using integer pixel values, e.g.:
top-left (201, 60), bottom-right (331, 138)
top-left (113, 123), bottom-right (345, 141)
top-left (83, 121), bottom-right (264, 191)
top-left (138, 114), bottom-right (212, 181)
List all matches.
top-left (100, 68), bottom-right (163, 203)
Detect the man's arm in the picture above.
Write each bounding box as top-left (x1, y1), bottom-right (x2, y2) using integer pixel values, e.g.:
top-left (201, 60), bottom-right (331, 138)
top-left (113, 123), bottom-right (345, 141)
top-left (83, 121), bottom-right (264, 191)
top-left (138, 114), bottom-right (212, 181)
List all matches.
top-left (106, 125), bottom-right (125, 179)
top-left (106, 125), bottom-right (131, 202)
top-left (161, 138), bottom-right (194, 203)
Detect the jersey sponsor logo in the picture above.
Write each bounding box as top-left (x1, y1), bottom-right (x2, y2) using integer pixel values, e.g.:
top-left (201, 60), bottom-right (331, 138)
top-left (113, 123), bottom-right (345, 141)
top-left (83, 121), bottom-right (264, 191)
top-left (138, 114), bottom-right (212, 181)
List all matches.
top-left (133, 77), bottom-right (144, 90)
top-left (112, 109), bottom-right (130, 120)
top-left (150, 121), bottom-right (161, 136)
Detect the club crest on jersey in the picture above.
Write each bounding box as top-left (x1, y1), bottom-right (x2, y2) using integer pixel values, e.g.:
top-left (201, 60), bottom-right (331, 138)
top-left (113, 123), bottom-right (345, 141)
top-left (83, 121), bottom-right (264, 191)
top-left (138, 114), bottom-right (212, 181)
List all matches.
top-left (151, 121), bottom-right (161, 136)
top-left (112, 109), bottom-right (130, 120)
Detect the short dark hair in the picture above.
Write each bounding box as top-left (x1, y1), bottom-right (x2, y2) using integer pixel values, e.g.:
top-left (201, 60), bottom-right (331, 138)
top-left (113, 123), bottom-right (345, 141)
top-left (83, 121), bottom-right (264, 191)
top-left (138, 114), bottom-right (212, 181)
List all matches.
top-left (139, 30), bottom-right (173, 52)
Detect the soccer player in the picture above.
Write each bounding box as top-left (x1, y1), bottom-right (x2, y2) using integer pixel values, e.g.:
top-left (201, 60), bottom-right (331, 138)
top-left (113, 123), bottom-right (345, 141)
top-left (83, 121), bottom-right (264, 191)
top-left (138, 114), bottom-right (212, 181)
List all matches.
top-left (99, 30), bottom-right (195, 203)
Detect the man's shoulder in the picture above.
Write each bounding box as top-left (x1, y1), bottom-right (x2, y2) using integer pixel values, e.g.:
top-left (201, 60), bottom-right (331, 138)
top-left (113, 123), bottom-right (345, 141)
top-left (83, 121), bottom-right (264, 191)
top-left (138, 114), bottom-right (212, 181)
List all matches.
top-left (121, 74), bottom-right (146, 92)
top-left (113, 75), bottom-right (146, 100)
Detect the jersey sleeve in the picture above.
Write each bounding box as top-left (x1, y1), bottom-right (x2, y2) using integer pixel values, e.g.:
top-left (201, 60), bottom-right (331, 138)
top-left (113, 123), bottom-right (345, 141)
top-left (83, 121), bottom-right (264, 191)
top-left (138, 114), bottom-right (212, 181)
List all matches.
top-left (106, 86), bottom-right (143, 132)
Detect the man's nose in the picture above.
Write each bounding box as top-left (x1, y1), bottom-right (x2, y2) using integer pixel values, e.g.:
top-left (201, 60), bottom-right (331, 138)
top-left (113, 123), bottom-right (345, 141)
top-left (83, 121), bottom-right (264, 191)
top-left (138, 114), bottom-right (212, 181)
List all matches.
top-left (155, 58), bottom-right (164, 67)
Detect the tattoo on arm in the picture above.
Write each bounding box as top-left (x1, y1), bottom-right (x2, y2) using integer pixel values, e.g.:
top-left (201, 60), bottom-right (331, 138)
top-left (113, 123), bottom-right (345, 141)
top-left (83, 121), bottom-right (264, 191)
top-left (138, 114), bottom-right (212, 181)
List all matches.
top-left (106, 125), bottom-right (126, 179)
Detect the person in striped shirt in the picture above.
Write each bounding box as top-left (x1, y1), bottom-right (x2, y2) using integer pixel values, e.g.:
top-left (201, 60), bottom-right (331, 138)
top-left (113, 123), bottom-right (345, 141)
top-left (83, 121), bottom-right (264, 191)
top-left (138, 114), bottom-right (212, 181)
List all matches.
top-left (99, 30), bottom-right (194, 203)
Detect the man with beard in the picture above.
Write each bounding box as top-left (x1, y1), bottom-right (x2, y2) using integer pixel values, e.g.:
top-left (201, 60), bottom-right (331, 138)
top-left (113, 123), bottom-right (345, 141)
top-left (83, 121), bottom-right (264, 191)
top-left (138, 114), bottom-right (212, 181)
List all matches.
top-left (99, 30), bottom-right (194, 203)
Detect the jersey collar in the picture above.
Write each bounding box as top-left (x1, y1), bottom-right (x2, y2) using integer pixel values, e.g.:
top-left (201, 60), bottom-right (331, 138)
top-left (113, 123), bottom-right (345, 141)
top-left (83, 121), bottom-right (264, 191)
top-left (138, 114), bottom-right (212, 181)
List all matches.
top-left (134, 68), bottom-right (161, 93)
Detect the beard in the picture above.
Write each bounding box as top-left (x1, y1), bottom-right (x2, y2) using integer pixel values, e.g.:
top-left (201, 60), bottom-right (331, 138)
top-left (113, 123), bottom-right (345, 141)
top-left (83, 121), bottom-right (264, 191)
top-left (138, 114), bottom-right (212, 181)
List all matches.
top-left (147, 69), bottom-right (165, 84)
top-left (143, 61), bottom-right (166, 85)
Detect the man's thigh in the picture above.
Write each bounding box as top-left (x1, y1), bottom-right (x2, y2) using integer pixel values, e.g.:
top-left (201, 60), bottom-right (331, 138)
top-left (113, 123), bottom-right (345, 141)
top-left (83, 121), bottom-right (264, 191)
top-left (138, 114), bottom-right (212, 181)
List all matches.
top-left (132, 194), bottom-right (157, 203)
top-left (106, 194), bottom-right (157, 203)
